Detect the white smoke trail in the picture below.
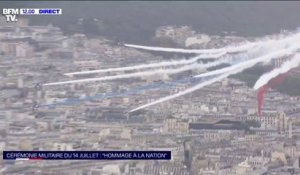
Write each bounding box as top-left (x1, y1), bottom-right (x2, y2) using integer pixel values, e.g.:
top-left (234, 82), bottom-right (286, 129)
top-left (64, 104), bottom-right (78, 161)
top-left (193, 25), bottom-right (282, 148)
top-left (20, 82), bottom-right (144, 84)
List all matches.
top-left (253, 53), bottom-right (300, 90)
top-left (194, 34), bottom-right (300, 78)
top-left (65, 31), bottom-right (300, 77)
top-left (125, 42), bottom-right (256, 54)
top-left (129, 45), bottom-right (300, 112)
top-left (64, 52), bottom-right (226, 76)
top-left (125, 32), bottom-right (300, 54)
top-left (129, 71), bottom-right (238, 112)
top-left (45, 60), bottom-right (226, 86)
top-left (45, 64), bottom-right (201, 86)
top-left (194, 53), bottom-right (252, 78)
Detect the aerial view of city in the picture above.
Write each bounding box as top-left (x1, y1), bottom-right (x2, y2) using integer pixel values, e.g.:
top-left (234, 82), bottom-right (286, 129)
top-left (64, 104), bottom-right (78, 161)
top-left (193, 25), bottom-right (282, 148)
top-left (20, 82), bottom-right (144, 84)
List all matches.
top-left (0, 1), bottom-right (300, 175)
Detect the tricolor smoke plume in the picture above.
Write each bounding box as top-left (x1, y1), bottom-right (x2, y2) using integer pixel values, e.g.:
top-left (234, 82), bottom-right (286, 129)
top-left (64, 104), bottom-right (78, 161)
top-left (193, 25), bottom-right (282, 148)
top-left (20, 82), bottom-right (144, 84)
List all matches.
top-left (254, 53), bottom-right (300, 90)
top-left (255, 53), bottom-right (300, 115)
top-left (43, 30), bottom-right (300, 113)
top-left (129, 45), bottom-right (300, 112)
top-left (64, 52), bottom-right (226, 76)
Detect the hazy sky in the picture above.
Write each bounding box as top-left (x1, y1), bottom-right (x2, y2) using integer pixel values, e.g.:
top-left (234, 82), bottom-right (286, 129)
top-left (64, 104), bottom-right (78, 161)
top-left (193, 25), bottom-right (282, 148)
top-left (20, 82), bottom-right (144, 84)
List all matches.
top-left (1, 1), bottom-right (300, 38)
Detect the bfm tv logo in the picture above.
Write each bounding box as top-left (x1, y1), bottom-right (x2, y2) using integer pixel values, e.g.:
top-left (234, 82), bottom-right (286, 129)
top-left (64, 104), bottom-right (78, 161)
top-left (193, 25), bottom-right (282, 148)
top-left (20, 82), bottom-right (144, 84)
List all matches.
top-left (2, 9), bottom-right (19, 22)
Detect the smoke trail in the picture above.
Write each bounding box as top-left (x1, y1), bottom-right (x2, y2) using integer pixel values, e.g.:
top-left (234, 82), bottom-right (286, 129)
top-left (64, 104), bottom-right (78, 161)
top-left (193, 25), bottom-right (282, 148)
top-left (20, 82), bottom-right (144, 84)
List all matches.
top-left (257, 72), bottom-right (290, 115)
top-left (65, 32), bottom-right (300, 78)
top-left (194, 39), bottom-right (300, 79)
top-left (64, 52), bottom-right (226, 76)
top-left (66, 32), bottom-right (300, 76)
top-left (255, 54), bottom-right (300, 115)
top-left (45, 62), bottom-right (207, 86)
top-left (254, 54), bottom-right (300, 90)
top-left (125, 42), bottom-right (256, 54)
top-left (257, 86), bottom-right (267, 116)
top-left (40, 75), bottom-right (210, 108)
top-left (194, 53), bottom-right (253, 78)
top-left (45, 59), bottom-right (230, 86)
top-left (125, 32), bottom-right (300, 54)
top-left (129, 46), bottom-right (300, 112)
top-left (193, 53), bottom-right (279, 79)
top-left (129, 71), bottom-right (237, 112)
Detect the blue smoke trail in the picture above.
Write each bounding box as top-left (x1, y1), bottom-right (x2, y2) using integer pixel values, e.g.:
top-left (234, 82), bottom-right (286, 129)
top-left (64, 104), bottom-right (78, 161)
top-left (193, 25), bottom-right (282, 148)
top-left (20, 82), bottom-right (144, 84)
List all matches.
top-left (39, 59), bottom-right (242, 108)
top-left (39, 76), bottom-right (211, 108)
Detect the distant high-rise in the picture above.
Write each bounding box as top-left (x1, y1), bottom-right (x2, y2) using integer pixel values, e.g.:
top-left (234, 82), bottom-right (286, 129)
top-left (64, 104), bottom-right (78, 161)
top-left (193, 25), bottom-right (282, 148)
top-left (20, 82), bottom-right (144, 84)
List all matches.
top-left (288, 121), bottom-right (293, 139)
top-left (183, 140), bottom-right (193, 171)
top-left (17, 77), bottom-right (23, 88)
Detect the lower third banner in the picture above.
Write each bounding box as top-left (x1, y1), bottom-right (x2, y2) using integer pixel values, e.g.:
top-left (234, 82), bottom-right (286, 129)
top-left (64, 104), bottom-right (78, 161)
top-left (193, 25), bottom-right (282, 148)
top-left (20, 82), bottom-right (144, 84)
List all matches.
top-left (3, 151), bottom-right (171, 160)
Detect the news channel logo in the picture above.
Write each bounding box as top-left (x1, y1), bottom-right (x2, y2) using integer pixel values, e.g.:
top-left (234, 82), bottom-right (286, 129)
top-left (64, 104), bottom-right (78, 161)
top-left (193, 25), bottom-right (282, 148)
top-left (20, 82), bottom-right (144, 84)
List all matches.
top-left (2, 8), bottom-right (62, 22)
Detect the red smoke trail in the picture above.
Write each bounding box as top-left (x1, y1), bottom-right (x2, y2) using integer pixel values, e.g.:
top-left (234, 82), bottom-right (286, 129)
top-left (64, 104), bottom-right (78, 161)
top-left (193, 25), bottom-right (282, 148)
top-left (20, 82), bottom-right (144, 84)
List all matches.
top-left (257, 86), bottom-right (267, 116)
top-left (257, 72), bottom-right (290, 116)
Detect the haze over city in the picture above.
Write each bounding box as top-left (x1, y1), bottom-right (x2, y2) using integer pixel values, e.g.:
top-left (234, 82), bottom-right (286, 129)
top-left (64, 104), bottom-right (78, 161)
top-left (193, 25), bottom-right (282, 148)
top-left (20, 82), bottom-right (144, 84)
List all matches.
top-left (0, 1), bottom-right (300, 175)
